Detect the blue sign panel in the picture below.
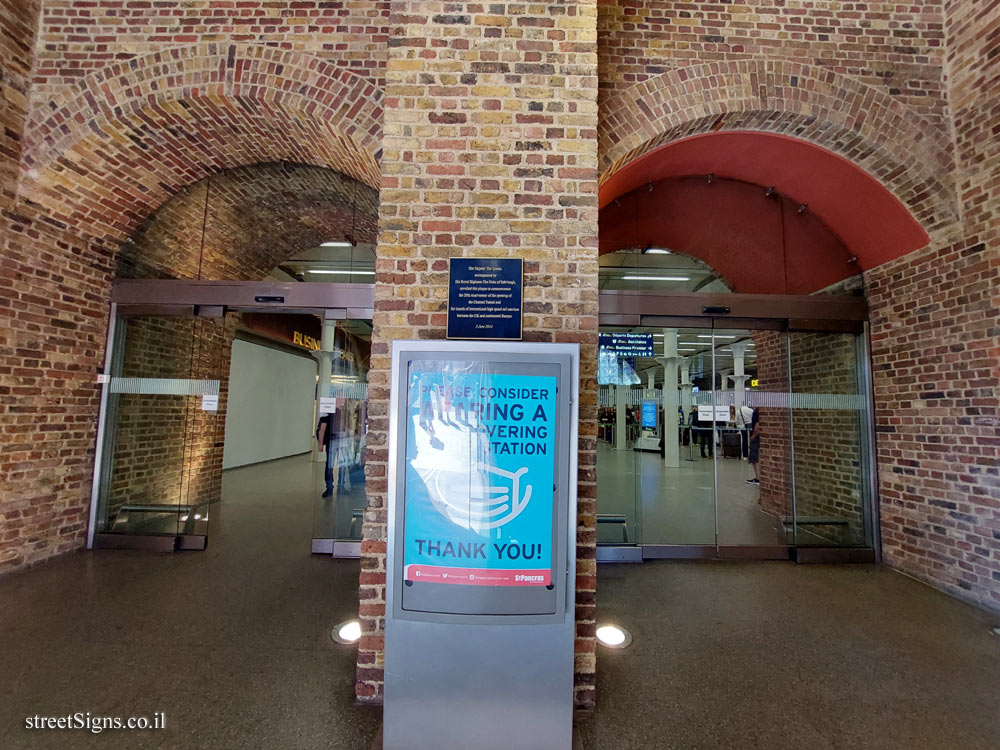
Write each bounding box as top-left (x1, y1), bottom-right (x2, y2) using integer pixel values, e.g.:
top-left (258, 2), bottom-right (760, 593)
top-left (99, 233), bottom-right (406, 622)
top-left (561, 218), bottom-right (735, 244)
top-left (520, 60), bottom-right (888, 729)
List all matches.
top-left (641, 400), bottom-right (657, 428)
top-left (403, 367), bottom-right (556, 586)
top-left (447, 258), bottom-right (523, 340)
top-left (599, 332), bottom-right (654, 358)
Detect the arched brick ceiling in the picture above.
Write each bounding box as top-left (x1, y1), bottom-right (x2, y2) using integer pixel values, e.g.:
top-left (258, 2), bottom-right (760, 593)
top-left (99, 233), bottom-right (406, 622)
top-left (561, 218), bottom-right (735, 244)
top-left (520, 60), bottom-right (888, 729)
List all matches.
top-left (120, 163), bottom-right (379, 282)
top-left (599, 133), bottom-right (932, 293)
top-left (18, 44), bottom-right (383, 245)
top-left (599, 61), bottom-right (958, 236)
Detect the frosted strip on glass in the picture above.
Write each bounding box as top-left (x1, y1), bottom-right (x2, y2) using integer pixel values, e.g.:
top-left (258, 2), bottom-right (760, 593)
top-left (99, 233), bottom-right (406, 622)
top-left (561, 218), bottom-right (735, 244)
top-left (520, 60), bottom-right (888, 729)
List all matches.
top-left (323, 382), bottom-right (369, 400)
top-left (109, 377), bottom-right (221, 396)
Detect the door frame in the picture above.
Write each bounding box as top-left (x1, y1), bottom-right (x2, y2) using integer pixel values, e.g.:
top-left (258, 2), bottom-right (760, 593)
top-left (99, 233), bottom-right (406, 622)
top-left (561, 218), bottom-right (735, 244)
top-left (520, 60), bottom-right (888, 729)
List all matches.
top-left (86, 280), bottom-right (376, 551)
top-left (594, 289), bottom-right (878, 563)
top-left (89, 281), bottom-right (878, 562)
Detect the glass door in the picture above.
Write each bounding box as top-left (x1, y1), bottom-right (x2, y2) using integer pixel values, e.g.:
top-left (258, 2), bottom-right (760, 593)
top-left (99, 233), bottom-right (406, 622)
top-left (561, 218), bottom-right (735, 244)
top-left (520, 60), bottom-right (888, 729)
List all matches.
top-left (786, 330), bottom-right (872, 549)
top-left (596, 320), bottom-right (802, 557)
top-left (595, 330), bottom-right (644, 558)
top-left (92, 312), bottom-right (227, 549)
top-left (646, 324), bottom-right (718, 548)
top-left (713, 325), bottom-right (791, 552)
top-left (309, 317), bottom-right (371, 556)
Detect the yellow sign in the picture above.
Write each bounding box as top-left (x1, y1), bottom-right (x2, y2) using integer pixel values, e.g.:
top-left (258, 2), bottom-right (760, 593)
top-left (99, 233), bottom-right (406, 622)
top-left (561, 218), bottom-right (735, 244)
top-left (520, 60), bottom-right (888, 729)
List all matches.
top-left (293, 331), bottom-right (321, 351)
top-left (751, 378), bottom-right (759, 388)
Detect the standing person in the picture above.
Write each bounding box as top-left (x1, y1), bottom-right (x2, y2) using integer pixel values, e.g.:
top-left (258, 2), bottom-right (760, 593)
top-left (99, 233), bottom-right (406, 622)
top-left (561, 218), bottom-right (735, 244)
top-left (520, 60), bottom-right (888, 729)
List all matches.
top-left (736, 402), bottom-right (755, 459)
top-left (745, 406), bottom-right (761, 485)
top-left (316, 406), bottom-right (342, 498)
top-left (695, 406), bottom-right (714, 458)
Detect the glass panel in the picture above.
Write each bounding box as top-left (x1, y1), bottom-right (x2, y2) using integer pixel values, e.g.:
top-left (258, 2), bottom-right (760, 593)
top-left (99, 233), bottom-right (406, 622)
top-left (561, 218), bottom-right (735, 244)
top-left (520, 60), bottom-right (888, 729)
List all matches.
top-left (596, 330), bottom-right (642, 546)
top-left (649, 325), bottom-right (717, 545)
top-left (788, 332), bottom-right (868, 547)
top-left (312, 318), bottom-right (370, 544)
top-left (714, 327), bottom-right (790, 547)
top-left (96, 314), bottom-right (225, 539)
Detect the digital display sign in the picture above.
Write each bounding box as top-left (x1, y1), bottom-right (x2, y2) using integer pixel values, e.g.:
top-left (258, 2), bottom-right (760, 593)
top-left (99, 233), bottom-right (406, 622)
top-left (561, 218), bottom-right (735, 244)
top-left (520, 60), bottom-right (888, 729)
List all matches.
top-left (597, 332), bottom-right (651, 385)
top-left (641, 400), bottom-right (657, 428)
top-left (598, 332), bottom-right (654, 358)
top-left (402, 366), bottom-right (556, 587)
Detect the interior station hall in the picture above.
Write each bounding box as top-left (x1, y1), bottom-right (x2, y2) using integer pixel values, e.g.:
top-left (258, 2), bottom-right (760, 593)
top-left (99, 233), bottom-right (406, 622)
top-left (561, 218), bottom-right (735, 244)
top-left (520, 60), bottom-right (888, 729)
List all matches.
top-left (0, 2), bottom-right (997, 748)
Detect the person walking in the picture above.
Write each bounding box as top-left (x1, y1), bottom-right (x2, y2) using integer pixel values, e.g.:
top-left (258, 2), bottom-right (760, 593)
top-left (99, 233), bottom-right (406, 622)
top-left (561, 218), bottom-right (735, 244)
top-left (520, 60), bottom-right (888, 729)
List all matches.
top-left (316, 407), bottom-right (340, 498)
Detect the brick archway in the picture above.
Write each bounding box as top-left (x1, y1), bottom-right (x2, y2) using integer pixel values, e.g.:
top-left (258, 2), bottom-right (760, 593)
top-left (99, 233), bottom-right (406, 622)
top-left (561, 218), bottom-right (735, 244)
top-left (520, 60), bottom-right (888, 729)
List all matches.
top-left (599, 60), bottom-right (957, 234)
top-left (19, 43), bottom-right (383, 244)
top-left (0, 43), bottom-right (384, 573)
top-left (119, 162), bottom-right (380, 282)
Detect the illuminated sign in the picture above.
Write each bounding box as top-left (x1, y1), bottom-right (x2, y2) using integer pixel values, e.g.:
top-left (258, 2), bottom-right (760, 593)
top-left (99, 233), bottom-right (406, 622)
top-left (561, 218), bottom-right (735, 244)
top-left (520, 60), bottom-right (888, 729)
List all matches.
top-left (403, 370), bottom-right (556, 587)
top-left (751, 378), bottom-right (759, 387)
top-left (599, 332), bottom-right (654, 358)
top-left (641, 400), bottom-right (657, 428)
top-left (292, 331), bottom-right (321, 350)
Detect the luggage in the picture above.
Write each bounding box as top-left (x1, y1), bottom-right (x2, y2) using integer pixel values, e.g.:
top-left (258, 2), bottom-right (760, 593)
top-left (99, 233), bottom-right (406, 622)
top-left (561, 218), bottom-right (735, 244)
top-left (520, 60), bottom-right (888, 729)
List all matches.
top-left (722, 430), bottom-right (742, 459)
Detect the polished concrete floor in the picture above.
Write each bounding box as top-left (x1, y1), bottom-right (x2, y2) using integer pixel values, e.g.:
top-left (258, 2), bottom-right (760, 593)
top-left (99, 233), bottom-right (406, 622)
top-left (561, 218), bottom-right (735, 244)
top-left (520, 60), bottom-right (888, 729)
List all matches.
top-left (597, 439), bottom-right (784, 546)
top-left (2, 456), bottom-right (999, 749)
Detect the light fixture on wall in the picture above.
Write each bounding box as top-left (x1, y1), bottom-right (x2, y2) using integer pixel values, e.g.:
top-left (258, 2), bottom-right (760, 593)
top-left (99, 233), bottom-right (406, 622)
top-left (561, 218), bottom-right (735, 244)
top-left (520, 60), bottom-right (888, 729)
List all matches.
top-left (621, 274), bottom-right (690, 282)
top-left (308, 269), bottom-right (375, 276)
top-left (321, 241), bottom-right (353, 248)
top-left (641, 247), bottom-right (672, 254)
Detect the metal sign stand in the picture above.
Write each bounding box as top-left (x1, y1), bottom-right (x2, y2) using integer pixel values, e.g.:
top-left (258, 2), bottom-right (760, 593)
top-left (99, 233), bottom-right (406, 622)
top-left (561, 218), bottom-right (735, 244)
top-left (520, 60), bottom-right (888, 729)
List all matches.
top-left (381, 340), bottom-right (579, 750)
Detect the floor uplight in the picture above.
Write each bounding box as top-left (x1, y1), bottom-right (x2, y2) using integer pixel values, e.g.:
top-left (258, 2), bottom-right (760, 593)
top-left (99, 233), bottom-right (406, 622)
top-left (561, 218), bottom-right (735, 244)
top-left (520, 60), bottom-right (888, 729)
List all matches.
top-left (332, 619), bottom-right (362, 645)
top-left (596, 624), bottom-right (632, 649)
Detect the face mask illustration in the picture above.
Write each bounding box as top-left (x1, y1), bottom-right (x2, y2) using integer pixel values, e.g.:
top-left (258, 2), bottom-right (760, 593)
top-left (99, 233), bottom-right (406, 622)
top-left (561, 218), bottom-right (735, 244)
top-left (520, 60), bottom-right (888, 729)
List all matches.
top-left (430, 462), bottom-right (533, 531)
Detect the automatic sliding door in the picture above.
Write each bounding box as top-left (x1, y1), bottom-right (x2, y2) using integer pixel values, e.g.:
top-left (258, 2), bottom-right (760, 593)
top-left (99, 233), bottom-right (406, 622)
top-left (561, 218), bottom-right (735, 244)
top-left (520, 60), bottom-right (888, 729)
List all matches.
top-left (596, 331), bottom-right (642, 554)
top-left (93, 313), bottom-right (227, 549)
top-left (713, 325), bottom-right (791, 551)
top-left (787, 331), bottom-right (871, 548)
top-left (308, 317), bottom-right (371, 556)
top-left (653, 325), bottom-right (716, 547)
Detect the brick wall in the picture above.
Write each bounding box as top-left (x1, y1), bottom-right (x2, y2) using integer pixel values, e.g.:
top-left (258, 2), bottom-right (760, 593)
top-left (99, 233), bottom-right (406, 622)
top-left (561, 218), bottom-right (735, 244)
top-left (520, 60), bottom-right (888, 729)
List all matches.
top-left (0, 216), bottom-right (112, 573)
top-left (0, 0), bottom-right (37, 214)
top-left (597, 0), bottom-right (950, 133)
top-left (2, 5), bottom-right (384, 579)
top-left (32, 0), bottom-right (390, 98)
top-left (857, 0), bottom-right (999, 612)
top-left (359, 1), bottom-right (600, 709)
top-left (865, 238), bottom-right (998, 609)
top-left (864, 0), bottom-right (999, 597)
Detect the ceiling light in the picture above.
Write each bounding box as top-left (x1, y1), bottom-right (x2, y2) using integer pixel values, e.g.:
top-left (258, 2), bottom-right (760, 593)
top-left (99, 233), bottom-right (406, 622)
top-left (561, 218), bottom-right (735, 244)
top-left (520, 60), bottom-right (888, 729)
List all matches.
top-left (697, 335), bottom-right (736, 339)
top-left (642, 247), bottom-right (672, 254)
top-left (308, 269), bottom-right (376, 276)
top-left (596, 624), bottom-right (632, 649)
top-left (320, 241), bottom-right (353, 248)
top-left (621, 275), bottom-right (690, 282)
top-left (331, 619), bottom-right (362, 645)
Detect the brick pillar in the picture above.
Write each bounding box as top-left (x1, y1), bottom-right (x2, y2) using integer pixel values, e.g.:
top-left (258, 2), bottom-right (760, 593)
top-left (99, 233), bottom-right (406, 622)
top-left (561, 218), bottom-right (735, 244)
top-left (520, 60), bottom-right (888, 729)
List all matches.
top-left (0, 0), bottom-right (38, 216)
top-left (863, 0), bottom-right (1000, 609)
top-left (358, 2), bottom-right (600, 708)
